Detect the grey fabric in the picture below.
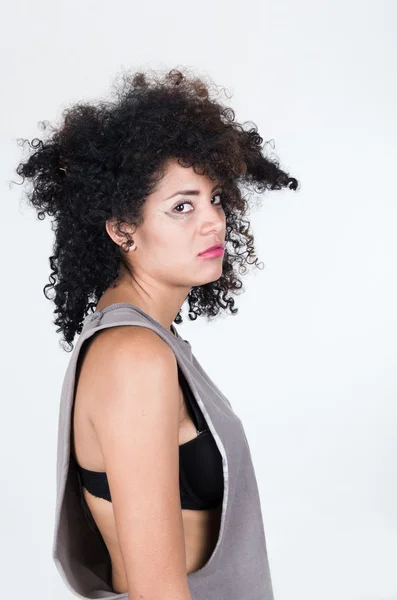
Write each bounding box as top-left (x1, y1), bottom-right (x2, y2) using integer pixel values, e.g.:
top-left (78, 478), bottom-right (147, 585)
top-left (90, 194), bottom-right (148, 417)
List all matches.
top-left (52, 302), bottom-right (275, 599)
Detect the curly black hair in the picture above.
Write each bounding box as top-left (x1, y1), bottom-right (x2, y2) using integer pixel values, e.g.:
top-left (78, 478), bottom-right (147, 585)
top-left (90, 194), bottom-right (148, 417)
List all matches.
top-left (14, 66), bottom-right (299, 352)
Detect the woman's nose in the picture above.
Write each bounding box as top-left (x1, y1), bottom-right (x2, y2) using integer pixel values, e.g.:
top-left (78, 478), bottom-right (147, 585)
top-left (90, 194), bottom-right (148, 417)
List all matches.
top-left (201, 207), bottom-right (225, 233)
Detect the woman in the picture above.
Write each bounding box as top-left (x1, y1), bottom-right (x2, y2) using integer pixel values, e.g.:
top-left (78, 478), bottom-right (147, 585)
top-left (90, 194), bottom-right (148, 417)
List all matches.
top-left (16, 67), bottom-right (299, 600)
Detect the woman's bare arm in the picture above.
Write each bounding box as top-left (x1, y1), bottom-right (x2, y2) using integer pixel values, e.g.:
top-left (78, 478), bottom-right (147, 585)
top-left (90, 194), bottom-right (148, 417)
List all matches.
top-left (84, 325), bottom-right (192, 600)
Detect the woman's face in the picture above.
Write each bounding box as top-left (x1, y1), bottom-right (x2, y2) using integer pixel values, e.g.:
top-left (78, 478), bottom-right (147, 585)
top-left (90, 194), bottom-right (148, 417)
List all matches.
top-left (120, 158), bottom-right (227, 289)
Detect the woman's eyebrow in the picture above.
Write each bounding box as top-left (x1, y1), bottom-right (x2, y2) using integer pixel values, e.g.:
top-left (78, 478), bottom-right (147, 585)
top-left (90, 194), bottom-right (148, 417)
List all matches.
top-left (163, 183), bottom-right (222, 202)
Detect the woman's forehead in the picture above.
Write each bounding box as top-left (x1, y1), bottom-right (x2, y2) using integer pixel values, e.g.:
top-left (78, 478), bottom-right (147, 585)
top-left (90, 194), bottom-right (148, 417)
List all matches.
top-left (153, 160), bottom-right (221, 198)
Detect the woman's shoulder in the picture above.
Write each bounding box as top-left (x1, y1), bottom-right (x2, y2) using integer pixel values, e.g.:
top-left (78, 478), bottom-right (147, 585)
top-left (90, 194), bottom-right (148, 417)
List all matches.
top-left (83, 323), bottom-right (177, 369)
top-left (75, 323), bottom-right (180, 427)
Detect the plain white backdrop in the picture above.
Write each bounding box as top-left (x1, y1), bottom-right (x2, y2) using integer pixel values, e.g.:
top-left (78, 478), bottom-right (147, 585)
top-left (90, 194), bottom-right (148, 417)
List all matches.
top-left (2, 1), bottom-right (396, 599)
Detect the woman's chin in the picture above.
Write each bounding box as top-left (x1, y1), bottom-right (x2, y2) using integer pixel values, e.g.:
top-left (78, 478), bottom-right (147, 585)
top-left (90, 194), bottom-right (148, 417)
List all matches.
top-left (194, 270), bottom-right (223, 287)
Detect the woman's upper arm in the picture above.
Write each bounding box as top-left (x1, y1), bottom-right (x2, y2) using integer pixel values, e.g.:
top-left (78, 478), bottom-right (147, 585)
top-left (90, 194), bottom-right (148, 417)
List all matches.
top-left (85, 326), bottom-right (191, 600)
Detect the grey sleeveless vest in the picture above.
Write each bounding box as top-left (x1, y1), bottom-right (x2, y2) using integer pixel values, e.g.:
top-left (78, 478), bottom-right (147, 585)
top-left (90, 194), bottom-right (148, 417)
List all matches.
top-left (52, 302), bottom-right (274, 600)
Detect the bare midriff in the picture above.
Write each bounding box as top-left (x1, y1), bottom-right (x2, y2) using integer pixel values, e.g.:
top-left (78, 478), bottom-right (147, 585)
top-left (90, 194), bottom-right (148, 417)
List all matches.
top-left (82, 488), bottom-right (222, 592)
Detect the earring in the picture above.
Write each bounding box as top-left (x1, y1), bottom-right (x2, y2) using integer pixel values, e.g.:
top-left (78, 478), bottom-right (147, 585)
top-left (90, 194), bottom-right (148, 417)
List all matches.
top-left (121, 239), bottom-right (135, 252)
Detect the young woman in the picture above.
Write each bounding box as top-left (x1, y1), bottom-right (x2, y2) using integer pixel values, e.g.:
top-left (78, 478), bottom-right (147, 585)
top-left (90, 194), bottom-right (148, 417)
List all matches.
top-left (16, 67), bottom-right (299, 600)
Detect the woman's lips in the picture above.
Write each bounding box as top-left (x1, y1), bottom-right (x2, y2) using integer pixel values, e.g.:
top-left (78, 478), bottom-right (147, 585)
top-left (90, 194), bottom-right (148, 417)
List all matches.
top-left (198, 247), bottom-right (224, 258)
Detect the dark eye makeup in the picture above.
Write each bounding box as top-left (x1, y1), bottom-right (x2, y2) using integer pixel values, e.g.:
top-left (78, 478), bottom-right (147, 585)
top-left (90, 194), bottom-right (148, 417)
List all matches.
top-left (173, 192), bottom-right (223, 214)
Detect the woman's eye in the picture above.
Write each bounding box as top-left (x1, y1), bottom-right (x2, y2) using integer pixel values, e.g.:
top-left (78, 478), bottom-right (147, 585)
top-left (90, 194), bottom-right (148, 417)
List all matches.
top-left (173, 201), bottom-right (194, 214)
top-left (173, 193), bottom-right (223, 214)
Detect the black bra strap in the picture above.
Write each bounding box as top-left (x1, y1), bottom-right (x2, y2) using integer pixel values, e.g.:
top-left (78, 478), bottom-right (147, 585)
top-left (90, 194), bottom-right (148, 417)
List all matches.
top-left (177, 365), bottom-right (206, 431)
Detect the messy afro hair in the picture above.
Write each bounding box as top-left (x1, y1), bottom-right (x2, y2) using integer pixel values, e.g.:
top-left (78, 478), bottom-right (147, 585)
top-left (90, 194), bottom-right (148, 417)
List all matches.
top-left (15, 66), bottom-right (299, 352)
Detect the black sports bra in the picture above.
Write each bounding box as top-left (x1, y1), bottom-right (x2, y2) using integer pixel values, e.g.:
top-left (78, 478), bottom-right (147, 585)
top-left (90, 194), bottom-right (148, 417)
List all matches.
top-left (75, 365), bottom-right (224, 511)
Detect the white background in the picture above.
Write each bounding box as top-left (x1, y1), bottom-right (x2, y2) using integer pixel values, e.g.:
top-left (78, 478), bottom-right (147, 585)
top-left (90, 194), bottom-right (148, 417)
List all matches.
top-left (1, 1), bottom-right (396, 599)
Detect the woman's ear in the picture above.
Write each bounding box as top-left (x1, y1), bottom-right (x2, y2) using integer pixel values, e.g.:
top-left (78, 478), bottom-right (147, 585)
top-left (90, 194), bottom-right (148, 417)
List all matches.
top-left (105, 218), bottom-right (136, 249)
